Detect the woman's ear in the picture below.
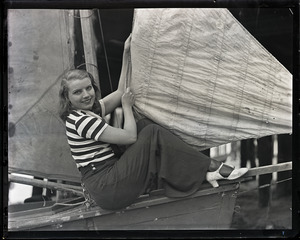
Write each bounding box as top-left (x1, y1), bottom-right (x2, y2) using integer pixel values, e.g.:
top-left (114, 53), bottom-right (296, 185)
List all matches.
top-left (63, 87), bottom-right (69, 100)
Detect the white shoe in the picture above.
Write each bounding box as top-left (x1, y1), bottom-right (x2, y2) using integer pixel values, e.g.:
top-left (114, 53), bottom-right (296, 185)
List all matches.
top-left (206, 163), bottom-right (248, 188)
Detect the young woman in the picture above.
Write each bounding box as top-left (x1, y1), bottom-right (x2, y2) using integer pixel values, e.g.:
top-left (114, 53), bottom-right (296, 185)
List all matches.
top-left (58, 36), bottom-right (248, 210)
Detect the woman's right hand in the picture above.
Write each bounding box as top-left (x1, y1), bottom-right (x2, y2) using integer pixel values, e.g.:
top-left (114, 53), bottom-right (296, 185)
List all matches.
top-left (122, 87), bottom-right (135, 108)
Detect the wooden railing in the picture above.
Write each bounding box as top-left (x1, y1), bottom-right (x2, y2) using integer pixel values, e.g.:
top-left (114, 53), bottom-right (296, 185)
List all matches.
top-left (8, 161), bottom-right (292, 197)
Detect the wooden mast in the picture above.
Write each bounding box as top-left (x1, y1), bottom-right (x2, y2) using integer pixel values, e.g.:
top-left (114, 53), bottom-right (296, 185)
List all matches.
top-left (79, 10), bottom-right (100, 91)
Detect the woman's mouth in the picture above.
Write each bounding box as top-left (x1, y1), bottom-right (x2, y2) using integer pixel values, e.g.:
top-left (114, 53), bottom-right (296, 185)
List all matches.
top-left (82, 98), bottom-right (92, 104)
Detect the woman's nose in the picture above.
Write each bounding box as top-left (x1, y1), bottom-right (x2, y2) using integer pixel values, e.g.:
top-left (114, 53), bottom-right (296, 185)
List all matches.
top-left (82, 90), bottom-right (90, 98)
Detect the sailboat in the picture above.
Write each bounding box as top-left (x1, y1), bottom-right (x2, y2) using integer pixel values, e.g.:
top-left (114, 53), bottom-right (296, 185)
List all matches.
top-left (7, 8), bottom-right (293, 231)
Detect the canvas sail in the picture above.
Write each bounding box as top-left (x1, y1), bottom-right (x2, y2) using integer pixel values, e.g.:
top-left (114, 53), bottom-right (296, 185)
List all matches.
top-left (7, 10), bottom-right (82, 182)
top-left (129, 8), bottom-right (292, 151)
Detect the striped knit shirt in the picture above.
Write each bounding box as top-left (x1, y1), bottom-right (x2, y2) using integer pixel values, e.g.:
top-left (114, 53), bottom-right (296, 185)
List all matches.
top-left (65, 100), bottom-right (115, 168)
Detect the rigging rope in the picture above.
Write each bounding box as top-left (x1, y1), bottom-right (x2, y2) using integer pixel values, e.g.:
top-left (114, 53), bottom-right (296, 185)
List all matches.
top-left (52, 200), bottom-right (87, 207)
top-left (59, 11), bottom-right (65, 72)
top-left (76, 62), bottom-right (98, 70)
top-left (97, 9), bottom-right (113, 93)
top-left (237, 177), bottom-right (292, 196)
top-left (96, 9), bottom-right (124, 129)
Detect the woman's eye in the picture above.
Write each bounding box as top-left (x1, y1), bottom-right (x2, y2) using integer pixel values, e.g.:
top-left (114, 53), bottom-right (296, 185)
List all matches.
top-left (73, 90), bottom-right (81, 95)
top-left (87, 86), bottom-right (92, 91)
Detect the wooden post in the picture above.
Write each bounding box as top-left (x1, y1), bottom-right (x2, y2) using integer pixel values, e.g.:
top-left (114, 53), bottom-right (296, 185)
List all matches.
top-left (63, 10), bottom-right (76, 69)
top-left (240, 139), bottom-right (256, 168)
top-left (257, 135), bottom-right (273, 208)
top-left (79, 10), bottom-right (100, 90)
top-left (202, 149), bottom-right (210, 157)
top-left (277, 134), bottom-right (292, 195)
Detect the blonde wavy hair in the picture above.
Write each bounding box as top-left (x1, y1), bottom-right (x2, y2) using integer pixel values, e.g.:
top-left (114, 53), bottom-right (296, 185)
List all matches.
top-left (58, 69), bottom-right (102, 121)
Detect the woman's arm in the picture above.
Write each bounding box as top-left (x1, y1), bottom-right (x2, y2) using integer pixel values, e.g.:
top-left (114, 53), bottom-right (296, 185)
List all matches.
top-left (102, 35), bottom-right (131, 115)
top-left (99, 87), bottom-right (137, 145)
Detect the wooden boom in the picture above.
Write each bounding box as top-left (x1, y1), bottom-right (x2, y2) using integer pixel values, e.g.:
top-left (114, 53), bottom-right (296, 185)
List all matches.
top-left (8, 162), bottom-right (292, 195)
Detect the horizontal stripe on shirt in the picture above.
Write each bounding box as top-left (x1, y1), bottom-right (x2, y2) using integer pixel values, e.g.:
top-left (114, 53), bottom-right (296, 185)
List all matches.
top-left (66, 109), bottom-right (115, 168)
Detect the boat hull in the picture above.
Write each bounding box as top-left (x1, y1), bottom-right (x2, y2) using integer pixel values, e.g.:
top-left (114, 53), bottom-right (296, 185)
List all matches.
top-left (9, 183), bottom-right (239, 231)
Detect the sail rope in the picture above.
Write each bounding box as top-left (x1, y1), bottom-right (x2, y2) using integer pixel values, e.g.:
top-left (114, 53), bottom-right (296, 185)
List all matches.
top-left (76, 62), bottom-right (98, 70)
top-left (52, 200), bottom-right (87, 207)
top-left (97, 10), bottom-right (113, 93)
top-left (58, 11), bottom-right (66, 73)
top-left (96, 9), bottom-right (124, 128)
top-left (237, 177), bottom-right (292, 196)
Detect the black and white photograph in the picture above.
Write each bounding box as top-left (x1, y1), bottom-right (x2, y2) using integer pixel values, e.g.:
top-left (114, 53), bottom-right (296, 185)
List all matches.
top-left (3, 1), bottom-right (299, 238)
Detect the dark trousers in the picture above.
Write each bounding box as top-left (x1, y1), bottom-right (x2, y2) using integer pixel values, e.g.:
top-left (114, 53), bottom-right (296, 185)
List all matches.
top-left (81, 119), bottom-right (211, 210)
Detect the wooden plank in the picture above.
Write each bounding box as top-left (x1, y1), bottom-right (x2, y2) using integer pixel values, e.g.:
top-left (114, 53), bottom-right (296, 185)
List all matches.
top-left (9, 197), bottom-right (85, 219)
top-left (79, 10), bottom-right (100, 89)
top-left (8, 174), bottom-right (83, 196)
top-left (8, 201), bottom-right (56, 216)
top-left (9, 205), bottom-right (54, 220)
top-left (217, 162), bottom-right (292, 186)
top-left (242, 161), bottom-right (291, 178)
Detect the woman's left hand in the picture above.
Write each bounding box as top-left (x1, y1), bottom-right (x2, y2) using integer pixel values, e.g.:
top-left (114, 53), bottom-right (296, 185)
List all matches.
top-left (124, 34), bottom-right (131, 52)
top-left (122, 87), bottom-right (135, 108)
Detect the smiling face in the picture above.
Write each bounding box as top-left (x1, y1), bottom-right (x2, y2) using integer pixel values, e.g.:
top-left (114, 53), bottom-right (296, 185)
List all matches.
top-left (67, 77), bottom-right (96, 111)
